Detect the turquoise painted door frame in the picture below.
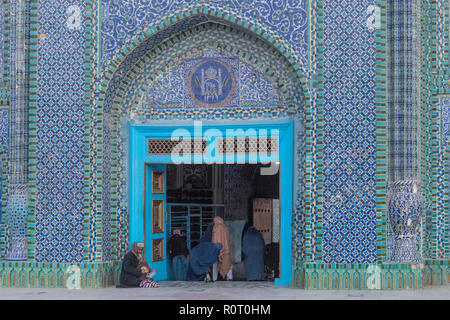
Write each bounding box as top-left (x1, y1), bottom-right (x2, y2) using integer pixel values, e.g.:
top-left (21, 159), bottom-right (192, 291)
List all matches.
top-left (129, 120), bottom-right (294, 285)
top-left (143, 163), bottom-right (168, 281)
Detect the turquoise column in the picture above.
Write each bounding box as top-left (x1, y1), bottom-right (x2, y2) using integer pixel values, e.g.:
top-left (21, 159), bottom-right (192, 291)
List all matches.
top-left (4, 0), bottom-right (30, 261)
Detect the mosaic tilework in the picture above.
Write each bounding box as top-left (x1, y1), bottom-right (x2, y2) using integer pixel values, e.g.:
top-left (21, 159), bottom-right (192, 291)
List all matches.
top-left (1, 0), bottom-right (448, 288)
top-left (9, 0), bottom-right (29, 187)
top-left (0, 108), bottom-right (8, 249)
top-left (122, 26), bottom-right (300, 117)
top-left (5, 1), bottom-right (30, 261)
top-left (183, 57), bottom-right (240, 108)
top-left (0, 3), bottom-right (3, 87)
top-left (101, 0), bottom-right (308, 69)
top-left (420, 0), bottom-right (436, 260)
top-left (385, 1), bottom-right (423, 263)
top-left (419, 0), bottom-right (450, 261)
top-left (321, 0), bottom-right (378, 263)
top-left (94, 14), bottom-right (214, 261)
top-left (423, 259), bottom-right (450, 285)
top-left (0, 108), bottom-right (8, 151)
top-left (437, 95), bottom-right (450, 258)
top-left (299, 0), bottom-right (319, 264)
top-left (374, 0), bottom-right (389, 263)
top-left (294, 263), bottom-right (423, 290)
top-left (442, 97), bottom-right (450, 146)
top-left (388, 0), bottom-right (419, 181)
top-left (35, 0), bottom-right (86, 262)
top-left (435, 0), bottom-right (449, 260)
top-left (422, 0), bottom-right (450, 261)
top-left (0, 261), bottom-right (121, 288)
top-left (93, 1), bottom-right (312, 263)
top-left (0, 0), bottom-right (8, 105)
top-left (99, 21), bottom-right (305, 264)
top-left (5, 186), bottom-right (27, 238)
top-left (143, 49), bottom-right (279, 109)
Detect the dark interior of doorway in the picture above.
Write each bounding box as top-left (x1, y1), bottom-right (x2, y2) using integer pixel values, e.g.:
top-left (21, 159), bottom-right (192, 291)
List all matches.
top-left (166, 163), bottom-right (280, 281)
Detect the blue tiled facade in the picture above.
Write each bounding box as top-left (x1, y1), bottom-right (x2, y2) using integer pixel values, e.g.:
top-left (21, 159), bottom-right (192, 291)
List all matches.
top-left (0, 0), bottom-right (448, 289)
top-left (34, 0), bottom-right (86, 262)
top-left (322, 0), bottom-right (377, 264)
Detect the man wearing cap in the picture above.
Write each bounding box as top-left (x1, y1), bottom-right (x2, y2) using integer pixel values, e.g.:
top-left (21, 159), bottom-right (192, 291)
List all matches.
top-left (167, 229), bottom-right (189, 281)
top-left (119, 241), bottom-right (148, 287)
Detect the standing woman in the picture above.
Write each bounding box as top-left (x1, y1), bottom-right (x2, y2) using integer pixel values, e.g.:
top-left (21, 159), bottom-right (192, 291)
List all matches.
top-left (212, 216), bottom-right (232, 281)
top-left (242, 226), bottom-right (265, 280)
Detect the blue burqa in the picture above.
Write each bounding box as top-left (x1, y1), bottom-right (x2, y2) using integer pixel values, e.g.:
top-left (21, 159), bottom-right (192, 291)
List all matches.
top-left (200, 223), bottom-right (214, 243)
top-left (186, 242), bottom-right (222, 281)
top-left (242, 226), bottom-right (265, 281)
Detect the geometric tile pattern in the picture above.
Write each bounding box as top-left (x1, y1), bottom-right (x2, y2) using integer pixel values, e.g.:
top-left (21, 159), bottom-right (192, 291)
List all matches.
top-left (420, 0), bottom-right (436, 260)
top-left (387, 0), bottom-right (419, 181)
top-left (294, 263), bottom-right (423, 290)
top-left (0, 4), bottom-right (3, 88)
top-left (8, 0), bottom-right (29, 186)
top-left (1, 0), bottom-right (10, 106)
top-left (321, 0), bottom-right (378, 263)
top-left (441, 97), bottom-right (450, 146)
top-left (1, 0), bottom-right (447, 289)
top-left (385, 1), bottom-right (422, 263)
top-left (437, 95), bottom-right (450, 258)
top-left (6, 0), bottom-right (30, 258)
top-left (0, 108), bottom-right (9, 151)
top-left (35, 0), bottom-right (85, 262)
top-left (419, 0), bottom-right (450, 261)
top-left (0, 261), bottom-right (122, 288)
top-left (424, 0), bottom-right (450, 260)
top-left (0, 1), bottom-right (7, 105)
top-left (0, 108), bottom-right (7, 225)
top-left (101, 0), bottom-right (308, 69)
top-left (5, 189), bottom-right (27, 238)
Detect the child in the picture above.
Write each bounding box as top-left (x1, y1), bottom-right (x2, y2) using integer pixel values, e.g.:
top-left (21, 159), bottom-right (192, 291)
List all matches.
top-left (137, 262), bottom-right (159, 288)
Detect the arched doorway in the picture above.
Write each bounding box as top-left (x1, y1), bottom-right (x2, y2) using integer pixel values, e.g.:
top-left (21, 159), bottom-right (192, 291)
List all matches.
top-left (98, 14), bottom-right (309, 286)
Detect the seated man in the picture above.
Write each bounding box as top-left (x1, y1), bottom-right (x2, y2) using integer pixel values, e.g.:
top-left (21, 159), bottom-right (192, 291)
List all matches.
top-left (119, 241), bottom-right (159, 288)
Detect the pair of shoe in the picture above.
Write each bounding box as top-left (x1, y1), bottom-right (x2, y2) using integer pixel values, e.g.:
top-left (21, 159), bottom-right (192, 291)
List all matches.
top-left (204, 272), bottom-right (212, 283)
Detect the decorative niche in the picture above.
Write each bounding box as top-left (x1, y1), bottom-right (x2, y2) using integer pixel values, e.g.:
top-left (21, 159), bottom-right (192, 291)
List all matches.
top-left (152, 171), bottom-right (164, 194)
top-left (152, 199), bottom-right (165, 234)
top-left (152, 238), bottom-right (164, 262)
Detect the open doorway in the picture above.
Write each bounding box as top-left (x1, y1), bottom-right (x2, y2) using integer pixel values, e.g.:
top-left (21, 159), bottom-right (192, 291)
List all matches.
top-left (165, 163), bottom-right (280, 282)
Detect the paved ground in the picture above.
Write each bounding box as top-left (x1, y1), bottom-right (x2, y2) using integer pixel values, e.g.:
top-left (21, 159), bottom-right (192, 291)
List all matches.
top-left (0, 281), bottom-right (448, 300)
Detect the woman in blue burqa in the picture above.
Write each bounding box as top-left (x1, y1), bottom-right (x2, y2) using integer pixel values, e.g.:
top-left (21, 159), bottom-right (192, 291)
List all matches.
top-left (241, 223), bottom-right (265, 281)
top-left (186, 223), bottom-right (222, 281)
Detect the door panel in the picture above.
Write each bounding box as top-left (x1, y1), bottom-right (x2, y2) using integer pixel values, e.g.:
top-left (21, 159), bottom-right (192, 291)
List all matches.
top-left (144, 164), bottom-right (168, 281)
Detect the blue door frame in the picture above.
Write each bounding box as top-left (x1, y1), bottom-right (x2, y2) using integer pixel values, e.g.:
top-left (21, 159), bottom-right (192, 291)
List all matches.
top-left (129, 120), bottom-right (294, 286)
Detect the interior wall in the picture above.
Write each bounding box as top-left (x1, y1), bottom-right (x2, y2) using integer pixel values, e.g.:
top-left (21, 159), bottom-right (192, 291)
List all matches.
top-left (224, 164), bottom-right (255, 221)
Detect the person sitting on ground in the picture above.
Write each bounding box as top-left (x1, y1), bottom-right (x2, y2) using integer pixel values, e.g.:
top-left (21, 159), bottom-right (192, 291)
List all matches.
top-left (118, 241), bottom-right (159, 288)
top-left (138, 261), bottom-right (159, 288)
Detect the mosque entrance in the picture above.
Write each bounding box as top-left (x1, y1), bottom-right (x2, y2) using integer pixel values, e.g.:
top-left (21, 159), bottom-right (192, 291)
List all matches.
top-left (129, 121), bottom-right (294, 285)
top-left (154, 163), bottom-right (280, 282)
